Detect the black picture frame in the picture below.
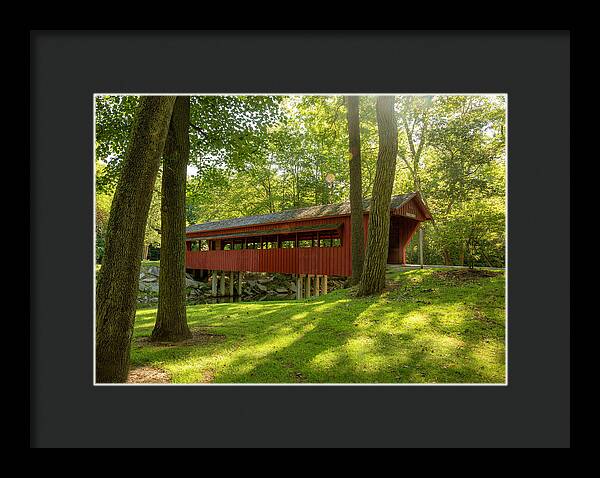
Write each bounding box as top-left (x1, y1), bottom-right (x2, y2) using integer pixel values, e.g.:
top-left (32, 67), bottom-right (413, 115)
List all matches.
top-left (30, 30), bottom-right (570, 448)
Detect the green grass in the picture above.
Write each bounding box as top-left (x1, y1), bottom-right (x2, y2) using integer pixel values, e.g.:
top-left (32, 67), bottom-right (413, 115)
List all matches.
top-left (131, 268), bottom-right (506, 384)
top-left (141, 260), bottom-right (160, 268)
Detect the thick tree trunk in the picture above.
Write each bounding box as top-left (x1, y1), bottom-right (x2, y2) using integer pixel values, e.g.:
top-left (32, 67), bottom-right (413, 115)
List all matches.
top-left (345, 96), bottom-right (365, 285)
top-left (152, 97), bottom-right (192, 342)
top-left (357, 96), bottom-right (398, 296)
top-left (96, 96), bottom-right (176, 383)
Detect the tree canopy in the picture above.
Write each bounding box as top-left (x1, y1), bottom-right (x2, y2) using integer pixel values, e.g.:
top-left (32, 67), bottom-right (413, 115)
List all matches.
top-left (96, 94), bottom-right (506, 268)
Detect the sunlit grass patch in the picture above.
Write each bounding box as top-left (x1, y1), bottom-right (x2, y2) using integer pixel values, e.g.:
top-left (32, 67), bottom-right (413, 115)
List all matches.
top-left (130, 268), bottom-right (505, 384)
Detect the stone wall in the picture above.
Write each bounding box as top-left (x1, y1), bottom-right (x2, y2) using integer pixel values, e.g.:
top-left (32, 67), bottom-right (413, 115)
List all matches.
top-left (138, 264), bottom-right (347, 305)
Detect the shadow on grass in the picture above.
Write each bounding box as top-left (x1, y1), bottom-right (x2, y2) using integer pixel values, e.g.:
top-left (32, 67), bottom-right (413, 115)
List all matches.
top-left (130, 269), bottom-right (506, 384)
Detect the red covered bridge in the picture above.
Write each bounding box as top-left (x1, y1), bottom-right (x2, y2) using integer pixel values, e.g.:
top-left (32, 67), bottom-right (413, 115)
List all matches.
top-left (185, 192), bottom-right (432, 297)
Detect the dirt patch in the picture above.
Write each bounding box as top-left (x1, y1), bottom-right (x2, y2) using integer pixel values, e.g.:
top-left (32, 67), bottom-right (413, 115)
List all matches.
top-left (127, 365), bottom-right (171, 384)
top-left (433, 269), bottom-right (501, 282)
top-left (200, 369), bottom-right (215, 383)
top-left (136, 329), bottom-right (226, 348)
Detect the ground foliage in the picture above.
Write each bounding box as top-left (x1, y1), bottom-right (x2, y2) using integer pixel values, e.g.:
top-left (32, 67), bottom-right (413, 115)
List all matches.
top-left (129, 268), bottom-right (505, 383)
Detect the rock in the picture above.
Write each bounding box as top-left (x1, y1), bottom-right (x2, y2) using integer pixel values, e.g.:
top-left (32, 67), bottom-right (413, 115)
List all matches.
top-left (141, 276), bottom-right (157, 282)
top-left (289, 282), bottom-right (297, 292)
top-left (258, 278), bottom-right (272, 284)
top-left (185, 273), bottom-right (194, 280)
top-left (147, 266), bottom-right (160, 276)
top-left (185, 278), bottom-right (201, 288)
top-left (139, 282), bottom-right (159, 293)
top-left (256, 283), bottom-right (268, 292)
top-left (275, 287), bottom-right (289, 294)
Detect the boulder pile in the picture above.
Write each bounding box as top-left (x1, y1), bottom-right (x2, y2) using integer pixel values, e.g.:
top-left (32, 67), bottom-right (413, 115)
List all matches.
top-left (138, 264), bottom-right (347, 304)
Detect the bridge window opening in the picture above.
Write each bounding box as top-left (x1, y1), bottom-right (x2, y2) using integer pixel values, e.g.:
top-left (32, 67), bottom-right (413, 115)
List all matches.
top-left (189, 229), bottom-right (342, 252)
top-left (246, 238), bottom-right (261, 249)
top-left (280, 233), bottom-right (296, 248)
top-left (318, 230), bottom-right (341, 247)
top-left (262, 235), bottom-right (278, 249)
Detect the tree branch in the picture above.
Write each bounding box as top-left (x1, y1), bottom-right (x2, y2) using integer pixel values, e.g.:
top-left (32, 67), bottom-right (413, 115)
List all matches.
top-left (189, 122), bottom-right (208, 138)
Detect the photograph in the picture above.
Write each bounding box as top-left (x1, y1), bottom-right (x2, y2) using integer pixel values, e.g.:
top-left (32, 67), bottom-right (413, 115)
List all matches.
top-left (94, 93), bottom-right (507, 385)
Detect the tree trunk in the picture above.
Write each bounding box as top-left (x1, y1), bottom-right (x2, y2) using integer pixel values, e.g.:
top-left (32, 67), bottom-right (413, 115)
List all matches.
top-left (152, 97), bottom-right (192, 342)
top-left (96, 96), bottom-right (176, 383)
top-left (345, 96), bottom-right (365, 285)
top-left (357, 96), bottom-right (398, 296)
top-left (443, 249), bottom-right (451, 266)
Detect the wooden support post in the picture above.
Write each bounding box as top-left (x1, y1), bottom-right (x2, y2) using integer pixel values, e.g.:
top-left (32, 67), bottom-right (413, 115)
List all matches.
top-left (220, 271), bottom-right (225, 296)
top-left (296, 274), bottom-right (303, 300)
top-left (314, 275), bottom-right (320, 297)
top-left (306, 275), bottom-right (312, 298)
top-left (322, 275), bottom-right (328, 295)
top-left (229, 272), bottom-right (234, 297)
top-left (238, 271), bottom-right (243, 296)
top-left (211, 270), bottom-right (218, 296)
top-left (419, 227), bottom-right (424, 269)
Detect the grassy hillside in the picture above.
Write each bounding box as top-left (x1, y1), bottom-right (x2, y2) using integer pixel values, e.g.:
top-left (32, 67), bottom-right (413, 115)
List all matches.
top-left (130, 268), bottom-right (505, 384)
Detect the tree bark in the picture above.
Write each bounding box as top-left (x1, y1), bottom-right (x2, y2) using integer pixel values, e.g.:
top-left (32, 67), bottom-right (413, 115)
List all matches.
top-left (345, 96), bottom-right (365, 285)
top-left (152, 97), bottom-right (192, 342)
top-left (443, 249), bottom-right (452, 266)
top-left (96, 96), bottom-right (176, 383)
top-left (357, 96), bottom-right (398, 296)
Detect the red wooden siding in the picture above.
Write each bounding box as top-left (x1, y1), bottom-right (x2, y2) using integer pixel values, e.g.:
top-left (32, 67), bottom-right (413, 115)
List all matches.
top-left (365, 215), bottom-right (420, 265)
top-left (185, 195), bottom-right (429, 276)
top-left (186, 245), bottom-right (351, 276)
top-left (391, 199), bottom-right (428, 221)
top-left (186, 216), bottom-right (352, 276)
top-left (397, 216), bottom-right (420, 264)
top-left (387, 217), bottom-right (403, 264)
